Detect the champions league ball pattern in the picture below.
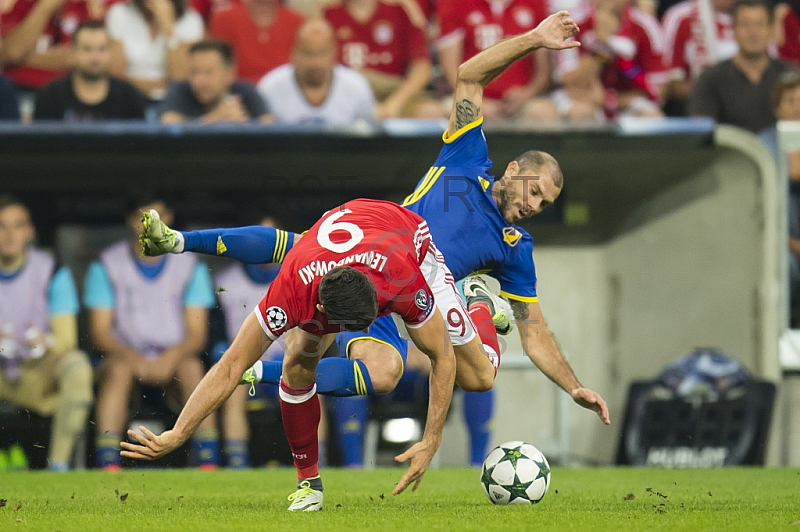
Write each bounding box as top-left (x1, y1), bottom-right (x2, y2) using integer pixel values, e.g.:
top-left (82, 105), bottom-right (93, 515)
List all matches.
top-left (480, 441), bottom-right (550, 505)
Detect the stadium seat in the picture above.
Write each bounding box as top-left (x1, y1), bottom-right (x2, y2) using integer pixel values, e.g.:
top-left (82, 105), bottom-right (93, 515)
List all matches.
top-left (616, 380), bottom-right (776, 467)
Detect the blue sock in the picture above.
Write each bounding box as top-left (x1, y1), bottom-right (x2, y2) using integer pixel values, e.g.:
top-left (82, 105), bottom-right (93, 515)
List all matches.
top-left (182, 226), bottom-right (294, 264)
top-left (259, 358), bottom-right (374, 397)
top-left (224, 439), bottom-right (249, 469)
top-left (193, 430), bottom-right (220, 468)
top-left (96, 433), bottom-right (121, 468)
top-left (329, 396), bottom-right (368, 467)
top-left (463, 390), bottom-right (494, 467)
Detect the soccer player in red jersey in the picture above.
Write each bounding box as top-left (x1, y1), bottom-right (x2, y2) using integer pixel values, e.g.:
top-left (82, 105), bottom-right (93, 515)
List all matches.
top-left (122, 199), bottom-right (468, 509)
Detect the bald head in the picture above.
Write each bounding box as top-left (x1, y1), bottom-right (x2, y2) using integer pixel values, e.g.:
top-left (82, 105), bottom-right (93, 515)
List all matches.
top-left (293, 18), bottom-right (337, 88)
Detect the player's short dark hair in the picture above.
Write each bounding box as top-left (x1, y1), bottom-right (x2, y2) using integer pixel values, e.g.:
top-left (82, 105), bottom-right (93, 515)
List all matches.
top-left (189, 40), bottom-right (235, 67)
top-left (72, 20), bottom-right (107, 45)
top-left (0, 194), bottom-right (28, 214)
top-left (318, 266), bottom-right (379, 332)
top-left (732, 0), bottom-right (773, 23)
top-left (514, 150), bottom-right (564, 189)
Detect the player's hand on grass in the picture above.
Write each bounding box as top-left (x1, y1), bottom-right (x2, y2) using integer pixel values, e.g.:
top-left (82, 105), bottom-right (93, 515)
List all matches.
top-left (392, 439), bottom-right (437, 495)
top-left (570, 387), bottom-right (610, 425)
top-left (120, 426), bottom-right (185, 461)
top-left (532, 11), bottom-right (581, 50)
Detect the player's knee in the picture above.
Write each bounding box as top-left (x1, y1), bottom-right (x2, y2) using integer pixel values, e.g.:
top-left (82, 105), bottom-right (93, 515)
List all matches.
top-left (350, 342), bottom-right (403, 394)
top-left (369, 363), bottom-right (402, 394)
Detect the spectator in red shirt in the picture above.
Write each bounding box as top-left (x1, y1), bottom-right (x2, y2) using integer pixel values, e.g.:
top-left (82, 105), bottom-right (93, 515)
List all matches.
top-left (776, 2), bottom-right (800, 64)
top-left (436, 0), bottom-right (552, 120)
top-left (322, 0), bottom-right (432, 119)
top-left (662, 0), bottom-right (736, 115)
top-left (209, 0), bottom-right (304, 84)
top-left (555, 0), bottom-right (669, 119)
top-left (0, 0), bottom-right (104, 90)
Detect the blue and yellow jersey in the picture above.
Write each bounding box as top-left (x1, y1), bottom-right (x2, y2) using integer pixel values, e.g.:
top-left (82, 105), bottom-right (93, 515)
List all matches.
top-left (401, 118), bottom-right (538, 303)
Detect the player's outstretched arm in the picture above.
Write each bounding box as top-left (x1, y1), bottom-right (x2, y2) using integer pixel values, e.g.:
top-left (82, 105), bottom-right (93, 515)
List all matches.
top-left (120, 312), bottom-right (271, 460)
top-left (513, 300), bottom-right (610, 425)
top-left (393, 310), bottom-right (457, 495)
top-left (447, 11), bottom-right (580, 136)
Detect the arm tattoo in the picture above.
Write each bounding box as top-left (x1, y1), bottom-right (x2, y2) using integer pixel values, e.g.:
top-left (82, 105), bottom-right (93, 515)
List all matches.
top-left (455, 99), bottom-right (480, 129)
top-left (510, 299), bottom-right (529, 321)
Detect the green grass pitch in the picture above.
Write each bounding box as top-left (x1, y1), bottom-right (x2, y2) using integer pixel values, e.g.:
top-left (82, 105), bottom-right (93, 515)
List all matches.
top-left (1, 467), bottom-right (798, 531)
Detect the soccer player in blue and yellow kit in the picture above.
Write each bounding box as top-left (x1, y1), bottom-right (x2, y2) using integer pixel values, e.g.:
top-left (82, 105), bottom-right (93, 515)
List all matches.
top-left (140, 10), bottom-right (609, 465)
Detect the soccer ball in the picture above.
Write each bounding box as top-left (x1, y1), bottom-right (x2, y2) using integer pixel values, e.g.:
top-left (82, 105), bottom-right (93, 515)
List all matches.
top-left (480, 441), bottom-right (550, 505)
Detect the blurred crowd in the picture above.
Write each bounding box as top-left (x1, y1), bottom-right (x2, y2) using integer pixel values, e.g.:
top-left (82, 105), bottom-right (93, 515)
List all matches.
top-left (0, 0), bottom-right (800, 126)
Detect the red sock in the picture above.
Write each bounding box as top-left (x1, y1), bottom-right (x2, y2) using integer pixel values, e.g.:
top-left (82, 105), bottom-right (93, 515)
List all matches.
top-left (468, 302), bottom-right (501, 372)
top-left (279, 379), bottom-right (320, 479)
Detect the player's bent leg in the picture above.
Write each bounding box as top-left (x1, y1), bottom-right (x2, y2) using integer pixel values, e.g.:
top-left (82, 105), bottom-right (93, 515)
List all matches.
top-left (454, 337), bottom-right (496, 392)
top-left (280, 332), bottom-right (333, 511)
top-left (247, 316), bottom-right (406, 397)
top-left (175, 356), bottom-right (219, 469)
top-left (346, 340), bottom-right (403, 394)
top-left (95, 357), bottom-right (135, 470)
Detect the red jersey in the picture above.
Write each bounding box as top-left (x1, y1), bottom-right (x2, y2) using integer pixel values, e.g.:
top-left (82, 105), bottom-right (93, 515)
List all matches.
top-left (1, 0), bottom-right (92, 88)
top-left (191, 0), bottom-right (240, 23)
top-left (436, 0), bottom-right (546, 99)
top-left (779, 7), bottom-right (800, 64)
top-left (662, 0), bottom-right (736, 81)
top-left (559, 2), bottom-right (668, 100)
top-left (323, 0), bottom-right (428, 76)
top-left (209, 3), bottom-right (304, 84)
top-left (256, 199), bottom-right (436, 339)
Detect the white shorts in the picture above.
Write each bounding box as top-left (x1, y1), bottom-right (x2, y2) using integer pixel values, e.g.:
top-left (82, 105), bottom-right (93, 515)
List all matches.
top-left (394, 244), bottom-right (477, 346)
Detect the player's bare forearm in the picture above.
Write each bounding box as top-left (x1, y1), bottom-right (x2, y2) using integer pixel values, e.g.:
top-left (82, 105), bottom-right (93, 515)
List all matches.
top-left (514, 300), bottom-right (610, 424)
top-left (458, 12), bottom-right (579, 89)
top-left (394, 312), bottom-right (456, 494)
top-left (409, 312), bottom-right (456, 444)
top-left (171, 312), bottom-right (266, 439)
top-left (121, 312), bottom-right (270, 460)
top-left (448, 11), bottom-right (580, 134)
top-left (513, 300), bottom-right (580, 392)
